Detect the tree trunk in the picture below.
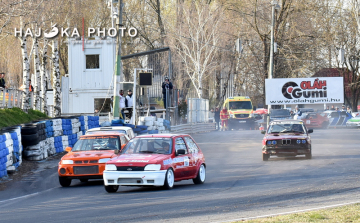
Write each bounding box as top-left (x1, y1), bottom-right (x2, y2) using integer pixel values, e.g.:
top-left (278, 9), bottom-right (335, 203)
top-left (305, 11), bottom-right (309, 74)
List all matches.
top-left (41, 38), bottom-right (49, 115)
top-left (33, 37), bottom-right (41, 111)
top-left (20, 35), bottom-right (30, 110)
top-left (52, 39), bottom-right (61, 117)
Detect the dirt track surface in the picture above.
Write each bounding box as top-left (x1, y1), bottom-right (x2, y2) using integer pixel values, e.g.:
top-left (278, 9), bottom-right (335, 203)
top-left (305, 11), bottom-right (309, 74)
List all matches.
top-left (0, 129), bottom-right (360, 223)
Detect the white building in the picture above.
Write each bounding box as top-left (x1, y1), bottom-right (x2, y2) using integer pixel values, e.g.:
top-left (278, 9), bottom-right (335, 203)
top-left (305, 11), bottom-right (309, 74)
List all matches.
top-left (61, 37), bottom-right (116, 114)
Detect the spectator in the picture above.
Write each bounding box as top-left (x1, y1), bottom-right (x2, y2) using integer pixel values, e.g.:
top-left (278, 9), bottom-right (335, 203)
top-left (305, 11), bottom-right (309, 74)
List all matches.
top-left (330, 105), bottom-right (335, 110)
top-left (293, 105), bottom-right (302, 120)
top-left (335, 107), bottom-right (339, 111)
top-left (119, 90), bottom-right (126, 119)
top-left (347, 106), bottom-right (352, 113)
top-left (214, 107), bottom-right (220, 130)
top-left (125, 89), bottom-right (134, 119)
top-left (0, 72), bottom-right (6, 89)
top-left (162, 77), bottom-right (173, 109)
top-left (325, 106), bottom-right (330, 111)
top-left (341, 105), bottom-right (346, 111)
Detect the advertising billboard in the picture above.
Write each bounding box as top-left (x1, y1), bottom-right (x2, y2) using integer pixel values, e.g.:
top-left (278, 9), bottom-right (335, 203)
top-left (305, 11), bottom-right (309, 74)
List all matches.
top-left (265, 77), bottom-right (344, 105)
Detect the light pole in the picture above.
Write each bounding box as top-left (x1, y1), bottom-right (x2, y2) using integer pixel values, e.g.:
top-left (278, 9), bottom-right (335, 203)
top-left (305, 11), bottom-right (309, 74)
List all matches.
top-left (269, 0), bottom-right (280, 80)
top-left (112, 0), bottom-right (123, 119)
top-left (267, 0), bottom-right (280, 125)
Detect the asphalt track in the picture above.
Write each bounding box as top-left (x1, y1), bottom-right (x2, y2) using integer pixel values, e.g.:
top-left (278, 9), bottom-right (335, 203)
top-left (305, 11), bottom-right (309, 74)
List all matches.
top-left (1, 128), bottom-right (360, 223)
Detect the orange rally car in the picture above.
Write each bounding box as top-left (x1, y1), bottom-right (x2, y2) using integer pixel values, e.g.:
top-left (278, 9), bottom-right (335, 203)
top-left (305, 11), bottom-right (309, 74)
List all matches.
top-left (58, 133), bottom-right (129, 187)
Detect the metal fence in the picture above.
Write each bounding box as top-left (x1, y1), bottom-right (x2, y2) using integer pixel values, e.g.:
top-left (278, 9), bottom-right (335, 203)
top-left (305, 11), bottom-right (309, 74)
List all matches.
top-left (0, 88), bottom-right (28, 109)
top-left (170, 122), bottom-right (215, 134)
top-left (187, 98), bottom-right (209, 123)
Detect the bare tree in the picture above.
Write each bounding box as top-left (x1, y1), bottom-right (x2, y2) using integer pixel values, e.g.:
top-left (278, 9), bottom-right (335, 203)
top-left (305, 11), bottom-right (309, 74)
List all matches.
top-left (172, 0), bottom-right (222, 98)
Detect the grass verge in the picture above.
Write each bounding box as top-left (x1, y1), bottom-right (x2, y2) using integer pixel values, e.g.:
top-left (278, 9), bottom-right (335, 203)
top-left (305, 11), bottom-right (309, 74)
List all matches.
top-left (241, 203), bottom-right (360, 222)
top-left (0, 107), bottom-right (48, 129)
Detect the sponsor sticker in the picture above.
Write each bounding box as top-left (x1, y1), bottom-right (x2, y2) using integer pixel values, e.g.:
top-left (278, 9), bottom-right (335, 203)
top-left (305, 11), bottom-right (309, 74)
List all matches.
top-left (116, 160), bottom-right (149, 163)
top-left (163, 158), bottom-right (172, 165)
top-left (184, 157), bottom-right (189, 166)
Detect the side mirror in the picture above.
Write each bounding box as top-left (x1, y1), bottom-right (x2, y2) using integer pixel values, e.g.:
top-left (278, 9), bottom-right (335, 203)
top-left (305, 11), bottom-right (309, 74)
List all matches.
top-left (261, 130), bottom-right (266, 134)
top-left (308, 129), bottom-right (313, 133)
top-left (176, 149), bottom-right (186, 155)
top-left (65, 147), bottom-right (72, 152)
top-left (114, 149), bottom-right (120, 155)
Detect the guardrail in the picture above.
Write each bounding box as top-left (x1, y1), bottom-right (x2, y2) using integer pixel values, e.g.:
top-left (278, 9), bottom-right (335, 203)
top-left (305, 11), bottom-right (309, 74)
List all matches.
top-left (170, 123), bottom-right (215, 134)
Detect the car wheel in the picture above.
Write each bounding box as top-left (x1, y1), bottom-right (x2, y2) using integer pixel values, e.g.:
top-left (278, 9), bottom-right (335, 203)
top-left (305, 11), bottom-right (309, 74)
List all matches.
top-left (193, 164), bottom-right (206, 184)
top-left (322, 122), bottom-right (329, 129)
top-left (104, 185), bottom-right (119, 193)
top-left (59, 177), bottom-right (72, 187)
top-left (305, 152), bottom-right (312, 159)
top-left (80, 179), bottom-right (88, 183)
top-left (163, 168), bottom-right (174, 190)
top-left (262, 153), bottom-right (270, 161)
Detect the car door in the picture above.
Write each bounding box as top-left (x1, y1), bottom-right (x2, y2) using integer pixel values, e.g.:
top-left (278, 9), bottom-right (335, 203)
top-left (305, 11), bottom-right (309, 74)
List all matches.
top-left (183, 136), bottom-right (200, 177)
top-left (173, 137), bottom-right (191, 179)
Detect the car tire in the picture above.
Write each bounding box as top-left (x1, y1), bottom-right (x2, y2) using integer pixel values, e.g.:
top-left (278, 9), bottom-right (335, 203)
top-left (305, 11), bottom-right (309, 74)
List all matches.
top-left (305, 152), bottom-right (312, 159)
top-left (80, 179), bottom-right (88, 183)
top-left (59, 177), bottom-right (72, 187)
top-left (263, 153), bottom-right (270, 161)
top-left (105, 185), bottom-right (119, 193)
top-left (193, 164), bottom-right (206, 184)
top-left (163, 168), bottom-right (174, 190)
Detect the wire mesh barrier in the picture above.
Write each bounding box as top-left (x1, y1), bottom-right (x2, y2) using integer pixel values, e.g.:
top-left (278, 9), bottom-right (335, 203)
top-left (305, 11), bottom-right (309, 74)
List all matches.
top-left (170, 123), bottom-right (215, 134)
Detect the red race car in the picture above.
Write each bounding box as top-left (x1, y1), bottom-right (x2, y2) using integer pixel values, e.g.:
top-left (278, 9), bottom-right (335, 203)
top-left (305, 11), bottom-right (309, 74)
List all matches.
top-left (301, 112), bottom-right (329, 129)
top-left (103, 134), bottom-right (206, 193)
top-left (262, 120), bottom-right (313, 161)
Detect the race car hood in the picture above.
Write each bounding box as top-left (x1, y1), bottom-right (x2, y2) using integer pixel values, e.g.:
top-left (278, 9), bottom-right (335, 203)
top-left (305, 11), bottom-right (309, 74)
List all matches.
top-left (265, 134), bottom-right (308, 140)
top-left (108, 154), bottom-right (171, 166)
top-left (63, 150), bottom-right (115, 160)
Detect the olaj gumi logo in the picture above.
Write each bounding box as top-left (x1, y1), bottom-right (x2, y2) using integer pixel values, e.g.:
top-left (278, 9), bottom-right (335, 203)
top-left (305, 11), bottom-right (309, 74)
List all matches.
top-left (14, 24), bottom-right (137, 39)
top-left (282, 78), bottom-right (327, 99)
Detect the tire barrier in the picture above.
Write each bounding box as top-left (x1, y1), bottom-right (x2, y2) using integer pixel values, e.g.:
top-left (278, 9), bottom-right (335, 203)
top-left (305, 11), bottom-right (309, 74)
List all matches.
top-left (0, 115), bottom-right (100, 179)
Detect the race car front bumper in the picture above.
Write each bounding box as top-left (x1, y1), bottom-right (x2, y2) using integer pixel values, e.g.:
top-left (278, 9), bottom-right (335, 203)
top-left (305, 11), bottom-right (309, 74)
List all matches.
top-left (103, 170), bottom-right (167, 186)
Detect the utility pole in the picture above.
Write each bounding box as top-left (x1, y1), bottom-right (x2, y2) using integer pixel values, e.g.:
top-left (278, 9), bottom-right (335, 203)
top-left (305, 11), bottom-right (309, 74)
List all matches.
top-left (112, 0), bottom-right (123, 119)
top-left (267, 1), bottom-right (280, 125)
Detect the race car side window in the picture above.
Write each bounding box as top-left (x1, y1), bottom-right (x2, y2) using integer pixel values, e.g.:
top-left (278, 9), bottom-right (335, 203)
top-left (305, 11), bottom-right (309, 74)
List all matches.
top-left (175, 137), bottom-right (188, 154)
top-left (184, 137), bottom-right (199, 154)
top-left (120, 136), bottom-right (126, 146)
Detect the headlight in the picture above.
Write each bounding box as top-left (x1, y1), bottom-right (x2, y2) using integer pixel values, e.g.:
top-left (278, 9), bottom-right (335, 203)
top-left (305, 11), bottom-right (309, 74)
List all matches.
top-left (296, 140), bottom-right (301, 144)
top-left (230, 114), bottom-right (234, 118)
top-left (98, 158), bottom-right (111, 163)
top-left (144, 164), bottom-right (161, 171)
top-left (267, 141), bottom-right (272, 145)
top-left (105, 164), bottom-right (117, 171)
top-left (249, 113), bottom-right (254, 118)
top-left (61, 160), bottom-right (73, 165)
top-left (302, 140), bottom-right (307, 144)
top-left (272, 140), bottom-right (277, 145)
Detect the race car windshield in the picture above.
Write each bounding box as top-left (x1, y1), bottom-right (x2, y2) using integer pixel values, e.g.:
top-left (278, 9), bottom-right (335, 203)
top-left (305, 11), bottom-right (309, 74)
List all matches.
top-left (271, 110), bottom-right (290, 116)
top-left (268, 123), bottom-right (305, 134)
top-left (229, 101), bottom-right (252, 110)
top-left (87, 130), bottom-right (126, 135)
top-left (122, 138), bottom-right (172, 155)
top-left (72, 136), bottom-right (120, 151)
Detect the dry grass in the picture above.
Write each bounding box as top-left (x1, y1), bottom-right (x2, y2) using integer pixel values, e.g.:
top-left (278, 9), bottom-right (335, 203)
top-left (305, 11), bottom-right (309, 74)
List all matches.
top-left (240, 203), bottom-right (360, 223)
